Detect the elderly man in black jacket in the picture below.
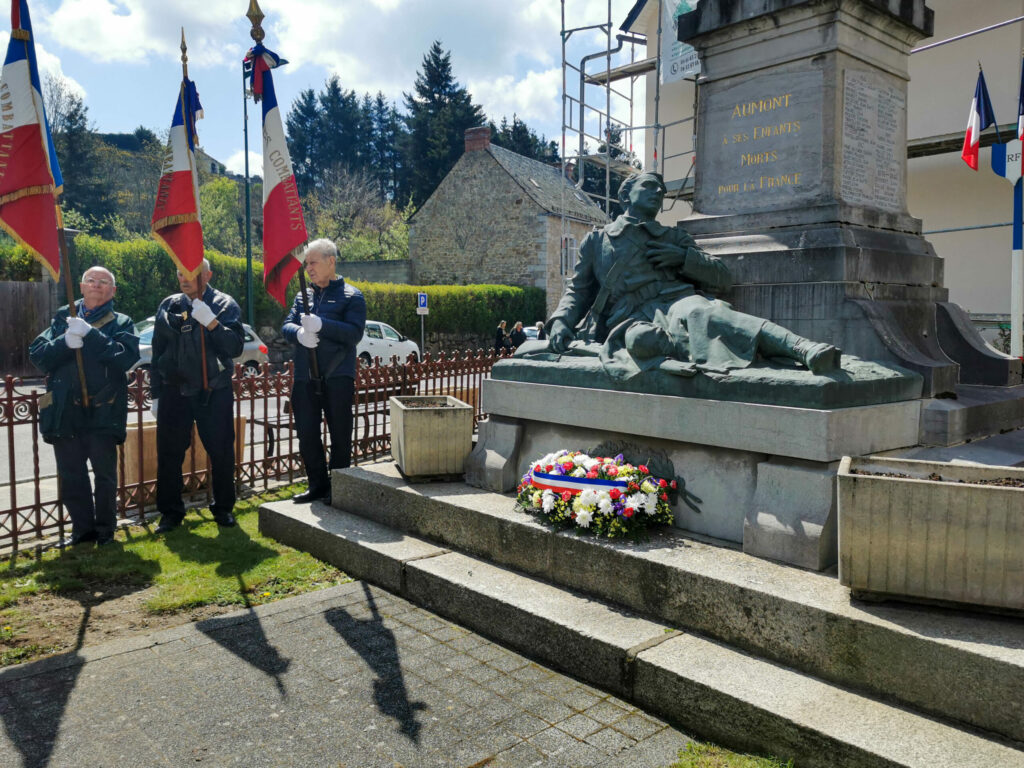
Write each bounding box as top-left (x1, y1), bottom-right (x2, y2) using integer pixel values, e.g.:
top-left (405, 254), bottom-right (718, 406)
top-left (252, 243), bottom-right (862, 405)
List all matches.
top-left (29, 266), bottom-right (139, 546)
top-left (282, 238), bottom-right (366, 503)
top-left (151, 258), bottom-right (245, 533)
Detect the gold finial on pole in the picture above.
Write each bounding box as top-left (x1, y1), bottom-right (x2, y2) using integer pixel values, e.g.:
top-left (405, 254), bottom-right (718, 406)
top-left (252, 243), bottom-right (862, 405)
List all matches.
top-left (247, 0), bottom-right (265, 43)
top-left (180, 27), bottom-right (189, 79)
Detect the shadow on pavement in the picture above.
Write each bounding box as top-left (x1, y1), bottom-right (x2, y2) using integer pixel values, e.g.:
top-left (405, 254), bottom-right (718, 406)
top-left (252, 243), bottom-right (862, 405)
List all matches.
top-left (0, 544), bottom-right (159, 768)
top-left (162, 519), bottom-right (291, 696)
top-left (324, 582), bottom-right (426, 744)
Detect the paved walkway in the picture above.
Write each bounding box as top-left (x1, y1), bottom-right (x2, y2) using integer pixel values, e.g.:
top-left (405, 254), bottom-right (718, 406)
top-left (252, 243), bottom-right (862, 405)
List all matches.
top-left (0, 582), bottom-right (692, 768)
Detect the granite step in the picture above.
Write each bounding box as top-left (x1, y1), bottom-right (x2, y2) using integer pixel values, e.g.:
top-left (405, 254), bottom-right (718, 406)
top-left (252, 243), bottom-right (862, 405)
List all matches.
top-left (316, 462), bottom-right (1024, 745)
top-left (259, 498), bottom-right (1024, 768)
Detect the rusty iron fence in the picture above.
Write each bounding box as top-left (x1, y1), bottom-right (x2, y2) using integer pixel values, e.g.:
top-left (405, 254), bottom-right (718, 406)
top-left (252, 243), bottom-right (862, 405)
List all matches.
top-left (0, 350), bottom-right (503, 549)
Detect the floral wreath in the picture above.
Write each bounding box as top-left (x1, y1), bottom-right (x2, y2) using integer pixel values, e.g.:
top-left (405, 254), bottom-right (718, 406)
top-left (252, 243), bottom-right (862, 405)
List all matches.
top-left (516, 450), bottom-right (683, 539)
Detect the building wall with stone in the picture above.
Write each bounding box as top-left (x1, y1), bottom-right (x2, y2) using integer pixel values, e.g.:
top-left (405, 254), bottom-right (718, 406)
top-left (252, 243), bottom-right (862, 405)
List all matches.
top-left (410, 151), bottom-right (549, 289)
top-left (542, 215), bottom-right (599, 317)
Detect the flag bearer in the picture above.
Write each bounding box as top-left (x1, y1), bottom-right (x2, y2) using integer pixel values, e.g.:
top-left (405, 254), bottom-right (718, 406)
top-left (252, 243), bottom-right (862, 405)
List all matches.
top-left (29, 266), bottom-right (139, 546)
top-left (150, 258), bottom-right (245, 533)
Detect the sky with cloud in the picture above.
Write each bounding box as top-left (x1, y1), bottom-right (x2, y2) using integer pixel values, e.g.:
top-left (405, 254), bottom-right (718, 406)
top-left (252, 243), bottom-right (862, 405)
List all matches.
top-left (19, 0), bottom-right (648, 176)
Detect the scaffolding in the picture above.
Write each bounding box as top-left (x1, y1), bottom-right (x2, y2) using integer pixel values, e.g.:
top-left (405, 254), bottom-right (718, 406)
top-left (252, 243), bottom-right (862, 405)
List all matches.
top-left (558, 0), bottom-right (697, 283)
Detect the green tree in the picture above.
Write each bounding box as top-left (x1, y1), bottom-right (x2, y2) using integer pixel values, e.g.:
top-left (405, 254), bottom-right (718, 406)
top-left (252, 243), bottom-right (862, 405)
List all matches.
top-left (200, 176), bottom-right (244, 257)
top-left (402, 41), bottom-right (485, 207)
top-left (286, 88), bottom-right (320, 196)
top-left (490, 115), bottom-right (559, 163)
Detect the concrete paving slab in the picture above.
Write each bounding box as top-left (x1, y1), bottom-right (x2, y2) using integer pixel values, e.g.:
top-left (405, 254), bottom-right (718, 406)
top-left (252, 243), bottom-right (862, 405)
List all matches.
top-left (0, 583), bottom-right (690, 768)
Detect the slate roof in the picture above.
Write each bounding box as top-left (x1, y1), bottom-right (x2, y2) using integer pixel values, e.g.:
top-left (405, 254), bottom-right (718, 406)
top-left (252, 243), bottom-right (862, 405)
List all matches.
top-left (486, 144), bottom-right (608, 225)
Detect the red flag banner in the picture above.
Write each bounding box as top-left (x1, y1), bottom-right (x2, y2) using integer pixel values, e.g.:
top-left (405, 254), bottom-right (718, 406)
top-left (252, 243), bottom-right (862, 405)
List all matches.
top-left (0, 0), bottom-right (63, 278)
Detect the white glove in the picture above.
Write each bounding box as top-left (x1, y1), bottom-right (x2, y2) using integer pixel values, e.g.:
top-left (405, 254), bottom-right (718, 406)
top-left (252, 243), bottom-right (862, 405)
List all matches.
top-left (300, 313), bottom-right (323, 333)
top-left (297, 327), bottom-right (319, 349)
top-left (66, 317), bottom-right (91, 338)
top-left (151, 399), bottom-right (159, 419)
top-left (65, 331), bottom-right (84, 349)
top-left (190, 299), bottom-right (217, 328)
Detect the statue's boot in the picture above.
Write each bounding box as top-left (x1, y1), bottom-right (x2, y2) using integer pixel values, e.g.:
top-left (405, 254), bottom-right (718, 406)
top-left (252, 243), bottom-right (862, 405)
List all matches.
top-left (760, 323), bottom-right (842, 374)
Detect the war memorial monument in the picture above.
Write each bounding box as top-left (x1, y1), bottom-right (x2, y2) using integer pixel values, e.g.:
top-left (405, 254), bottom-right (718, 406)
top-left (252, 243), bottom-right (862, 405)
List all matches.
top-left (262, 1), bottom-right (1024, 764)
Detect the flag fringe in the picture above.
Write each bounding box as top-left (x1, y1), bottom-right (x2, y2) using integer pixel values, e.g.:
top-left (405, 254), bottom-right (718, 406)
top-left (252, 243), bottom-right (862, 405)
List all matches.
top-left (0, 213), bottom-right (59, 280)
top-left (151, 212), bottom-right (200, 231)
top-left (0, 183), bottom-right (55, 208)
top-left (150, 228), bottom-right (203, 279)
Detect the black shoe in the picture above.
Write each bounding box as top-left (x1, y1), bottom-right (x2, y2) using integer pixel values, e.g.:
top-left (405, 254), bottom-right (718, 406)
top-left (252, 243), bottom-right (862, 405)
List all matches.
top-left (155, 518), bottom-right (181, 534)
top-left (214, 513), bottom-right (237, 527)
top-left (293, 487), bottom-right (329, 504)
top-left (60, 531), bottom-right (96, 547)
top-left (97, 536), bottom-right (117, 547)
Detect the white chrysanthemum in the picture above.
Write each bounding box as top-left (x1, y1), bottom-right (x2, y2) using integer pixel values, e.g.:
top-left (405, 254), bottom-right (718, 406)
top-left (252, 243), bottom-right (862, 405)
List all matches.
top-left (626, 492), bottom-right (646, 511)
top-left (645, 493), bottom-right (659, 514)
top-left (532, 491), bottom-right (543, 508)
top-left (578, 489), bottom-right (599, 508)
top-left (542, 490), bottom-right (556, 513)
top-left (575, 508), bottom-right (594, 528)
top-left (597, 495), bottom-right (613, 515)
top-left (572, 467), bottom-right (587, 478)
top-left (573, 453), bottom-right (588, 467)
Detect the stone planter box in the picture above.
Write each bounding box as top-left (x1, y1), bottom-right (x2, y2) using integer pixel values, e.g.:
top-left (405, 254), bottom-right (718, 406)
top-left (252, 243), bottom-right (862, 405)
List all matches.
top-left (838, 456), bottom-right (1024, 612)
top-left (390, 396), bottom-right (473, 477)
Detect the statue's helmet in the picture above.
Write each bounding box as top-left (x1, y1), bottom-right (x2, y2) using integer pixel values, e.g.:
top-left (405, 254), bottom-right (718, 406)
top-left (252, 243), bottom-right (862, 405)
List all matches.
top-left (618, 170), bottom-right (667, 205)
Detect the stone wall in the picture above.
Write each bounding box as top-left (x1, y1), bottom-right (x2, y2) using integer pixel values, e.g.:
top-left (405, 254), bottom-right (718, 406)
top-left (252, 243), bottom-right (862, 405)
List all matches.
top-left (341, 259), bottom-right (412, 285)
top-left (410, 152), bottom-right (548, 289)
top-left (542, 216), bottom-right (599, 317)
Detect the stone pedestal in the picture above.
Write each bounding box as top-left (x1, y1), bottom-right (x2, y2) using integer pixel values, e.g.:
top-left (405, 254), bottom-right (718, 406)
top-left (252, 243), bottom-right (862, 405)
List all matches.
top-left (466, 379), bottom-right (921, 570)
top-left (678, 0), bottom-right (1020, 396)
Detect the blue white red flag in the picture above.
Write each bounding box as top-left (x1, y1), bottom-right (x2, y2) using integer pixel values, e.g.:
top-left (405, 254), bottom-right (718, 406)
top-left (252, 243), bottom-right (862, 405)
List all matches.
top-left (962, 69), bottom-right (998, 170)
top-left (245, 43), bottom-right (307, 306)
top-left (151, 76), bottom-right (205, 278)
top-left (0, 0), bottom-right (63, 278)
top-left (1017, 56), bottom-right (1024, 143)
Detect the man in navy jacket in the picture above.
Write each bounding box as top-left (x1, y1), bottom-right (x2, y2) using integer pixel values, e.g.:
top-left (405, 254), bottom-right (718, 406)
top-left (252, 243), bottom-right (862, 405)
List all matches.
top-left (282, 239), bottom-right (366, 502)
top-left (151, 259), bottom-right (246, 532)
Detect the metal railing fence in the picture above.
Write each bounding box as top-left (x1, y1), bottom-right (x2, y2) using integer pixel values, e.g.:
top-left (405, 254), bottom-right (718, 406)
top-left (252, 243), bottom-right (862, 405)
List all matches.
top-left (1, 350), bottom-right (503, 549)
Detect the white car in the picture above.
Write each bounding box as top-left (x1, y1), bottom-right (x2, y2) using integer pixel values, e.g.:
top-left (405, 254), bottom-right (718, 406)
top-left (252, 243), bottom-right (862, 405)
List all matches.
top-left (357, 321), bottom-right (420, 367)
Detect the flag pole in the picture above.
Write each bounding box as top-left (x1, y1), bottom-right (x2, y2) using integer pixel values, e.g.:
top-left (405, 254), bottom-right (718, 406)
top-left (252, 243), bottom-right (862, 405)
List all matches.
top-left (16, 28), bottom-right (89, 407)
top-left (245, 0), bottom-right (321, 391)
top-left (181, 29), bottom-right (209, 391)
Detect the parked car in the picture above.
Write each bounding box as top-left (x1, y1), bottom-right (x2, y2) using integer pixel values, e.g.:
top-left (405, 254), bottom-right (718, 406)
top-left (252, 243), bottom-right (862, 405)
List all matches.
top-left (129, 316), bottom-right (269, 379)
top-left (357, 321), bottom-right (420, 367)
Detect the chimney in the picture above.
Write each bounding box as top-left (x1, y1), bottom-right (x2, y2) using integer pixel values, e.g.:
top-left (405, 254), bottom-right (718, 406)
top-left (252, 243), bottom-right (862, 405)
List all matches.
top-left (464, 126), bottom-right (491, 153)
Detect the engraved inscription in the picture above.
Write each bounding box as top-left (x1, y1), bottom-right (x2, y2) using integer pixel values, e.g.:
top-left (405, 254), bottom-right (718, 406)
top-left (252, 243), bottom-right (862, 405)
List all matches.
top-left (840, 70), bottom-right (905, 212)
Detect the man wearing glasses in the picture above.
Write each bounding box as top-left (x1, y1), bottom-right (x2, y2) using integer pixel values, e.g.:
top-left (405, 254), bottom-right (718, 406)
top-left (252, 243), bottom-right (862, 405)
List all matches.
top-left (29, 266), bottom-right (140, 547)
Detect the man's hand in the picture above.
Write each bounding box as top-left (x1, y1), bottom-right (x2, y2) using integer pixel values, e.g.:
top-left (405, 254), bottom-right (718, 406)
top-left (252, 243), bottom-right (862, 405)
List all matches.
top-left (65, 331), bottom-right (84, 349)
top-left (646, 240), bottom-right (689, 271)
top-left (66, 317), bottom-right (91, 338)
top-left (190, 299), bottom-right (217, 328)
top-left (548, 318), bottom-right (575, 354)
top-left (151, 399), bottom-right (159, 420)
top-left (300, 313), bottom-right (322, 333)
top-left (297, 327), bottom-right (319, 349)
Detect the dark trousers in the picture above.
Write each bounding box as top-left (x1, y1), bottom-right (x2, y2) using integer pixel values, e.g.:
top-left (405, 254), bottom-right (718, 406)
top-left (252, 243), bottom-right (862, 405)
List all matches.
top-left (291, 376), bottom-right (355, 493)
top-left (53, 433), bottom-right (118, 540)
top-left (156, 386), bottom-right (236, 521)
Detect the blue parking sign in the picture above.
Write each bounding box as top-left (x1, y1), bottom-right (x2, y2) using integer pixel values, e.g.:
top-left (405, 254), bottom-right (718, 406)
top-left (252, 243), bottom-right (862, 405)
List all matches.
top-left (416, 292), bottom-right (428, 315)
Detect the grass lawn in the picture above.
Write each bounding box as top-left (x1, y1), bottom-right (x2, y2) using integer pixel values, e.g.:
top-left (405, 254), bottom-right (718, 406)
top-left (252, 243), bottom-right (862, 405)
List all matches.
top-left (669, 743), bottom-right (794, 768)
top-left (0, 483), bottom-right (350, 665)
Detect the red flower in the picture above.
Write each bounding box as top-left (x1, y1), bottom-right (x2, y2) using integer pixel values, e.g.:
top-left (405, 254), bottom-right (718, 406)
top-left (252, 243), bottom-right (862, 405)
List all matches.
top-left (638, 464), bottom-right (649, 474)
top-left (623, 508), bottom-right (634, 518)
top-left (607, 466), bottom-right (619, 477)
top-left (570, 512), bottom-right (576, 519)
top-left (534, 464), bottom-right (542, 473)
top-left (658, 478), bottom-right (668, 488)
top-left (562, 461), bottom-right (574, 472)
top-left (593, 457), bottom-right (603, 463)
top-left (609, 488), bottom-right (622, 500)
top-left (660, 492), bottom-right (669, 501)
top-left (628, 482), bottom-right (639, 492)
top-left (561, 490), bottom-right (573, 502)
top-left (586, 471), bottom-right (598, 479)
top-left (670, 479), bottom-right (678, 490)
top-left (546, 464), bottom-right (554, 472)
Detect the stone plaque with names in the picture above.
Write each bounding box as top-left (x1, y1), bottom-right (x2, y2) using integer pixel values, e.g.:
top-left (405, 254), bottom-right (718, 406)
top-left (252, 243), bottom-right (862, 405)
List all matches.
top-left (697, 69), bottom-right (823, 215)
top-left (840, 70), bottom-right (906, 213)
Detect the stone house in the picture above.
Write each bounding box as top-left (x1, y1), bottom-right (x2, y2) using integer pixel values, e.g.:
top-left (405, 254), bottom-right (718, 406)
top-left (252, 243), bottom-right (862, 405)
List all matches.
top-left (409, 127), bottom-right (608, 316)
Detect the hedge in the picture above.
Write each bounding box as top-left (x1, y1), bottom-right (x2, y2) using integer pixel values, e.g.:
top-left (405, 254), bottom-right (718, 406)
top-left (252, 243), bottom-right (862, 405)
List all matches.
top-left (0, 236), bottom-right (546, 339)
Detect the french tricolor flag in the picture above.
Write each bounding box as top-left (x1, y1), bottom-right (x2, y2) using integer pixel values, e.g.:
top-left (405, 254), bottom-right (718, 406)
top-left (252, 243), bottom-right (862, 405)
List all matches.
top-left (0, 0), bottom-right (62, 279)
top-left (962, 69), bottom-right (998, 171)
top-left (151, 76), bottom-right (204, 277)
top-left (246, 43), bottom-right (307, 306)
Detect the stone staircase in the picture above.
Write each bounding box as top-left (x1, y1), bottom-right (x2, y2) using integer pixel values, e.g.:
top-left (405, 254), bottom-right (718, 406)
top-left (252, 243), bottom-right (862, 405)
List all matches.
top-left (259, 462), bottom-right (1024, 768)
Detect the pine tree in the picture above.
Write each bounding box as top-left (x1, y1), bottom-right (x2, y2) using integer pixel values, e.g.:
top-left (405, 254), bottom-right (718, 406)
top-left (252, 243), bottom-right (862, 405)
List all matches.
top-left (52, 93), bottom-right (118, 233)
top-left (490, 115), bottom-right (560, 164)
top-left (286, 88), bottom-right (320, 195)
top-left (402, 41), bottom-right (485, 207)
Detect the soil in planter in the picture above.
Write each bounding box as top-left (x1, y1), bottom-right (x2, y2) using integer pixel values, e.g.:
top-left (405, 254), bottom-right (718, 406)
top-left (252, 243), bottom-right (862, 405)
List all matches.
top-left (848, 468), bottom-right (1024, 487)
top-left (397, 398), bottom-right (457, 408)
